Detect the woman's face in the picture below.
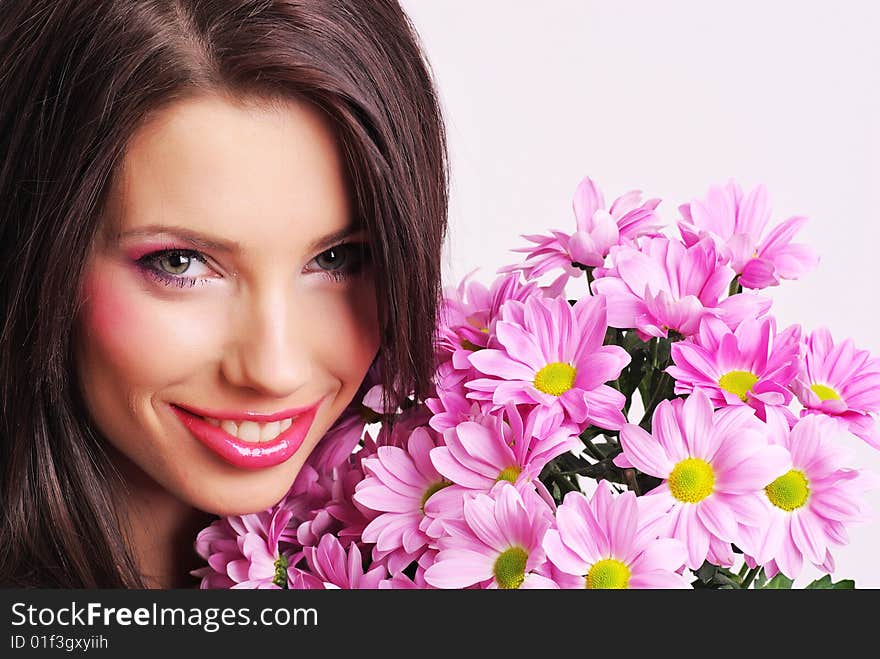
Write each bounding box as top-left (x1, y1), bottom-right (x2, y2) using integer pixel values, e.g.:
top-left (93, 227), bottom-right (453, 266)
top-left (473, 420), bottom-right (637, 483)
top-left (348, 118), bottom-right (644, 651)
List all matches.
top-left (74, 94), bottom-right (380, 516)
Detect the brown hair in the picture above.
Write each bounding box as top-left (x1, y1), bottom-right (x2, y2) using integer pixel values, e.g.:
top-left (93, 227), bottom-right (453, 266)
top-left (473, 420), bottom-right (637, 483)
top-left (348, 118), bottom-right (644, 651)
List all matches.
top-left (0, 0), bottom-right (448, 587)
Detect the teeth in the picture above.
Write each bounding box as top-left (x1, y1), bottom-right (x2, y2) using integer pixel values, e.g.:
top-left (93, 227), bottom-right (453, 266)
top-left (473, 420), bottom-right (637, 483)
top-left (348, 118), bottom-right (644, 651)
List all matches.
top-left (204, 416), bottom-right (296, 443)
top-left (237, 421), bottom-right (262, 443)
top-left (260, 421), bottom-right (281, 442)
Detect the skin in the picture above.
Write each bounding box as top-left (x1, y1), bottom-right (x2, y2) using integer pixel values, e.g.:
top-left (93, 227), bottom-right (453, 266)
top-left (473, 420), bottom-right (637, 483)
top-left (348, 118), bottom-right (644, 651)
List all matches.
top-left (73, 94), bottom-right (380, 588)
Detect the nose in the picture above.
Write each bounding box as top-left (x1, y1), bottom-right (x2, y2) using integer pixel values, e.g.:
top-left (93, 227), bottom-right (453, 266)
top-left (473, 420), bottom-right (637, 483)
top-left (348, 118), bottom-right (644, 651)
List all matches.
top-left (221, 286), bottom-right (315, 399)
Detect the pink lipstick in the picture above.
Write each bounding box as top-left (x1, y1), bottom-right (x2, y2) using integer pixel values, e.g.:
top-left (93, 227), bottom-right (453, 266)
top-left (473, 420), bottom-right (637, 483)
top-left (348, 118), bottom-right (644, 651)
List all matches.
top-left (171, 399), bottom-right (323, 469)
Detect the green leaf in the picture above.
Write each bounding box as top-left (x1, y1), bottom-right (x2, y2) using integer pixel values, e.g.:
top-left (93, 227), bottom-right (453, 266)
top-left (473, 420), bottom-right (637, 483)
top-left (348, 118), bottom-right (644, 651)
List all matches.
top-left (694, 561), bottom-right (717, 584)
top-left (753, 568), bottom-right (767, 589)
top-left (804, 575), bottom-right (855, 589)
top-left (760, 573), bottom-right (794, 589)
top-left (691, 561), bottom-right (742, 589)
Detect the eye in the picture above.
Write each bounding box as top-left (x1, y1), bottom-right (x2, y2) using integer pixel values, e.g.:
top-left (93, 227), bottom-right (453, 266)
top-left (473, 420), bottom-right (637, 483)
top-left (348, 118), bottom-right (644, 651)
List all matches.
top-left (308, 241), bottom-right (371, 282)
top-left (135, 249), bottom-right (213, 289)
top-left (158, 251), bottom-right (200, 275)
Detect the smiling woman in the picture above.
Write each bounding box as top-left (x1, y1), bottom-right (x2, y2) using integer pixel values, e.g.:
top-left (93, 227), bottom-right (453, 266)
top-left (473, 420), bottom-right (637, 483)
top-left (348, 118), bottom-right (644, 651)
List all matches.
top-left (0, 1), bottom-right (448, 588)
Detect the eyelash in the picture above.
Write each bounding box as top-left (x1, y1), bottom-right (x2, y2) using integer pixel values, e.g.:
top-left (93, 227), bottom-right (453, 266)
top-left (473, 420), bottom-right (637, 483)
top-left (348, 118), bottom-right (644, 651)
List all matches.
top-left (135, 240), bottom-right (371, 289)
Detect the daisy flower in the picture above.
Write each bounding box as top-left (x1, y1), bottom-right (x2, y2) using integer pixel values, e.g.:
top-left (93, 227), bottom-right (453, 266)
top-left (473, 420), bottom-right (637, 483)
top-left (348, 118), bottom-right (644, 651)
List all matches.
top-left (303, 534), bottom-right (385, 589)
top-left (739, 411), bottom-right (877, 580)
top-left (543, 483), bottom-right (691, 589)
top-left (378, 550), bottom-right (437, 589)
top-left (425, 382), bottom-right (494, 435)
top-left (352, 427), bottom-right (451, 560)
top-left (305, 409), bottom-right (367, 473)
top-left (678, 180), bottom-right (819, 290)
top-left (430, 401), bottom-right (580, 493)
top-left (464, 294), bottom-right (630, 436)
top-left (192, 508), bottom-right (295, 589)
top-left (592, 236), bottom-right (771, 340)
top-left (499, 176), bottom-right (662, 279)
top-left (791, 327), bottom-right (880, 450)
top-left (666, 315), bottom-right (801, 421)
top-left (424, 482), bottom-right (557, 589)
top-left (613, 389), bottom-right (791, 569)
top-left (437, 270), bottom-right (549, 372)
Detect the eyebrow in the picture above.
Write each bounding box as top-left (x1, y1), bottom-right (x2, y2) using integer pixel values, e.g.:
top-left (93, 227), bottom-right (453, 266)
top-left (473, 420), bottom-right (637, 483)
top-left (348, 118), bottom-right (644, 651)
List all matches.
top-left (115, 222), bottom-right (363, 254)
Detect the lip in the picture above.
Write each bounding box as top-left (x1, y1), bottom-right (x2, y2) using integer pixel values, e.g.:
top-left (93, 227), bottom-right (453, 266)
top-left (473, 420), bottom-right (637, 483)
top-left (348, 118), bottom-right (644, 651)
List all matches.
top-left (170, 399), bottom-right (323, 470)
top-left (174, 402), bottom-right (321, 423)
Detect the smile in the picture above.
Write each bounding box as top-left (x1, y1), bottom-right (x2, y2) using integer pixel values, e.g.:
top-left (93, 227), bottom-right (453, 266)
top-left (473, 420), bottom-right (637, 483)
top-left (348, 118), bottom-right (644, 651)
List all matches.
top-left (170, 399), bottom-right (324, 470)
top-left (202, 416), bottom-right (295, 443)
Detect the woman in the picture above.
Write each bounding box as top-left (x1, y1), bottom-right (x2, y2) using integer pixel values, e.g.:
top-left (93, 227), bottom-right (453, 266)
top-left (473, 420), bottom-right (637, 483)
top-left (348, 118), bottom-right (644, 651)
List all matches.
top-left (0, 0), bottom-right (448, 588)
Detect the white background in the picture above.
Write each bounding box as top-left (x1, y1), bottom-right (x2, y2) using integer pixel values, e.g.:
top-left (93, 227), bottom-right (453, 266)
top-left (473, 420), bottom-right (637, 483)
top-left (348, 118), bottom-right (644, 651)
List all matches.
top-left (400, 0), bottom-right (880, 587)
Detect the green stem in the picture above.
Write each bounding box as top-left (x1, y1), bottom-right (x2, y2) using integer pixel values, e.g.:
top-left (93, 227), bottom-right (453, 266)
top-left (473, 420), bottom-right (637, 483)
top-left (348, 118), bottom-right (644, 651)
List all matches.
top-left (740, 566), bottom-right (761, 590)
top-left (581, 439), bottom-right (604, 462)
top-left (623, 469), bottom-right (641, 496)
top-left (552, 473), bottom-right (578, 496)
top-left (639, 371), bottom-right (672, 430)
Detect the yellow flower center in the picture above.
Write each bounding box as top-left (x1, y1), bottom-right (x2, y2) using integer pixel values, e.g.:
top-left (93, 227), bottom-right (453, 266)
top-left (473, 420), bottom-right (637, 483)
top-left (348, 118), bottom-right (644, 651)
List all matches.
top-left (493, 546), bottom-right (529, 589)
top-left (668, 458), bottom-right (715, 503)
top-left (496, 466), bottom-right (521, 484)
top-left (420, 480), bottom-right (452, 513)
top-left (585, 558), bottom-right (631, 589)
top-left (718, 370), bottom-right (759, 402)
top-left (534, 362), bottom-right (577, 396)
top-left (765, 469), bottom-right (810, 511)
top-left (810, 383), bottom-right (840, 401)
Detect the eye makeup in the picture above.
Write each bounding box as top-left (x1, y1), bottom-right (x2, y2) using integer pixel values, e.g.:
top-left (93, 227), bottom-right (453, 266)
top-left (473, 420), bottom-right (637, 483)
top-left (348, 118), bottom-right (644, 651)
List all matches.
top-left (127, 240), bottom-right (371, 289)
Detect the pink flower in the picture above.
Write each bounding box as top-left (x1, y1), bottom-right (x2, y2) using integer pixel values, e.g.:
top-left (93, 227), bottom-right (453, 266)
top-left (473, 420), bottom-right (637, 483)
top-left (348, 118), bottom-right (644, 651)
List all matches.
top-left (282, 456), bottom-right (370, 552)
top-left (791, 328), bottom-right (880, 450)
top-left (613, 389), bottom-right (791, 569)
top-left (431, 401), bottom-right (580, 492)
top-left (500, 176), bottom-right (662, 279)
top-left (543, 483), bottom-right (691, 589)
top-left (303, 534), bottom-right (385, 589)
top-left (678, 180), bottom-right (818, 289)
top-left (592, 236), bottom-right (771, 340)
top-left (424, 482), bottom-right (557, 589)
top-left (666, 315), bottom-right (801, 421)
top-left (306, 409), bottom-right (367, 473)
top-left (739, 411), bottom-right (877, 580)
top-left (425, 383), bottom-right (494, 435)
top-left (378, 550), bottom-right (437, 589)
top-left (437, 270), bottom-right (560, 374)
top-left (192, 508), bottom-right (295, 589)
top-left (353, 427), bottom-right (450, 561)
top-left (464, 294), bottom-right (630, 436)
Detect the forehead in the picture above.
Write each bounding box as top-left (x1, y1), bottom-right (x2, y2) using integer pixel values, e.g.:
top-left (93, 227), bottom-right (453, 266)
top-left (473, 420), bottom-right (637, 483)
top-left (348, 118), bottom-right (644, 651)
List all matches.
top-left (103, 93), bottom-right (352, 252)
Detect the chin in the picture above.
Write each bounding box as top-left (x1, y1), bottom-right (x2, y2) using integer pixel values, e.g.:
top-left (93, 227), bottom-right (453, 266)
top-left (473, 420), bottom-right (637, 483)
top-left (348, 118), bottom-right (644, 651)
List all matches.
top-left (181, 461), bottom-right (305, 517)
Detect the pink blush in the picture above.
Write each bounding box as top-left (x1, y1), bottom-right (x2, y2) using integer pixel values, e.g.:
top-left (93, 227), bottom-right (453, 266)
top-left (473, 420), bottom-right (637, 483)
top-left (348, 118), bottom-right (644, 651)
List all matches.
top-left (81, 268), bottom-right (134, 338)
top-left (78, 266), bottom-right (169, 377)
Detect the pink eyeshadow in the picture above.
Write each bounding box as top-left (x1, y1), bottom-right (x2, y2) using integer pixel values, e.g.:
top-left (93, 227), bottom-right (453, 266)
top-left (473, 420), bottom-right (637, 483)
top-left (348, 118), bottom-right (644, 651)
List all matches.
top-left (124, 241), bottom-right (192, 261)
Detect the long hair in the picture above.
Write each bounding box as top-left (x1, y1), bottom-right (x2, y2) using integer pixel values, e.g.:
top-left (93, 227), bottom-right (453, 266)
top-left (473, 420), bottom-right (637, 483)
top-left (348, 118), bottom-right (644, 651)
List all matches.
top-left (0, 0), bottom-right (448, 587)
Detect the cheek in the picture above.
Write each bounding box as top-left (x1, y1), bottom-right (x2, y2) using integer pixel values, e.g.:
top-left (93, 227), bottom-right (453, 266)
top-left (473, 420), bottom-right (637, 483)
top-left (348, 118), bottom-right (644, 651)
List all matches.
top-left (78, 265), bottom-right (213, 387)
top-left (312, 278), bottom-right (381, 377)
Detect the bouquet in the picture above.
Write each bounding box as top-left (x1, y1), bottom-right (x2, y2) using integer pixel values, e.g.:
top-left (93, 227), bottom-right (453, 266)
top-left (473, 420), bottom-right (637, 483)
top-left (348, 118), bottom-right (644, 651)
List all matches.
top-left (193, 177), bottom-right (879, 589)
